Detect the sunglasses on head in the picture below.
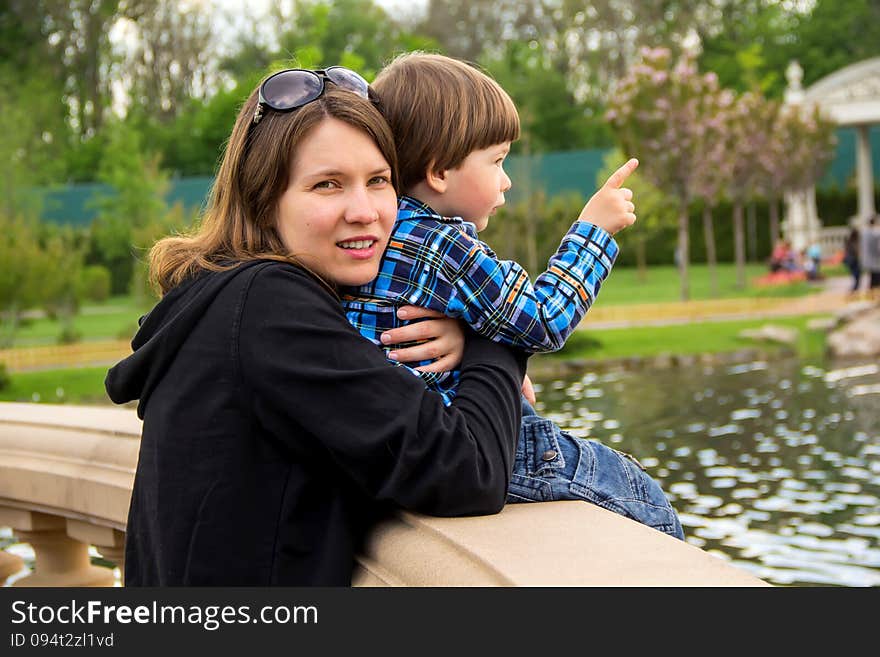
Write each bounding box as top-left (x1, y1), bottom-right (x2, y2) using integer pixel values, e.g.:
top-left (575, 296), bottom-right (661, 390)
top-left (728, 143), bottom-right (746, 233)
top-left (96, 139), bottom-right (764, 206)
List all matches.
top-left (252, 66), bottom-right (370, 125)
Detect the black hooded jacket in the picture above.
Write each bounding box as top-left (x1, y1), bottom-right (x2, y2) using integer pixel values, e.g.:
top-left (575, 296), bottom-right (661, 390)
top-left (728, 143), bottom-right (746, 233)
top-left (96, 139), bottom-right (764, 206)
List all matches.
top-left (106, 260), bottom-right (526, 585)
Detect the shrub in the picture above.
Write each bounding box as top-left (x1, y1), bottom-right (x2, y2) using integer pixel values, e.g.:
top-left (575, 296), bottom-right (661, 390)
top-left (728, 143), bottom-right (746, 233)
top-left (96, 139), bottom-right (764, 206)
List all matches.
top-left (57, 326), bottom-right (81, 345)
top-left (78, 265), bottom-right (112, 303)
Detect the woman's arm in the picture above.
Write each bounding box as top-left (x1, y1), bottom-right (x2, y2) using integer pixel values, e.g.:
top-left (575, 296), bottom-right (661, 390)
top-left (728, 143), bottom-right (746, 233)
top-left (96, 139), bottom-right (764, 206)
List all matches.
top-left (238, 264), bottom-right (527, 516)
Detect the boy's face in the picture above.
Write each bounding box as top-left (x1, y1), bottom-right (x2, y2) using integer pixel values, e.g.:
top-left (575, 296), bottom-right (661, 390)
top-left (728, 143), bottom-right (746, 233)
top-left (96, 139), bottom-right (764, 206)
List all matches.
top-left (440, 142), bottom-right (512, 231)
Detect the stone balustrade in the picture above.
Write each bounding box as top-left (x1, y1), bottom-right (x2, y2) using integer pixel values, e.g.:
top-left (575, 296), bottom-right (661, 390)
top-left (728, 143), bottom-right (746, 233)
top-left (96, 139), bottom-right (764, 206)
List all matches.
top-left (817, 225), bottom-right (851, 257)
top-left (0, 402), bottom-right (768, 587)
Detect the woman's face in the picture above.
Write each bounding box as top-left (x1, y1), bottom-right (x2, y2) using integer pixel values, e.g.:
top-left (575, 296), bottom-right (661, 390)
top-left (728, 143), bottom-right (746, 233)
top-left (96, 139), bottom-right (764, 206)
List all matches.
top-left (277, 117), bottom-right (397, 287)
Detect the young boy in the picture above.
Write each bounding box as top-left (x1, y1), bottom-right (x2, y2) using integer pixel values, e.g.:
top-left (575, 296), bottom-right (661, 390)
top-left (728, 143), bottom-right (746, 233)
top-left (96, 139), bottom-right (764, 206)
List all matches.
top-left (342, 52), bottom-right (683, 540)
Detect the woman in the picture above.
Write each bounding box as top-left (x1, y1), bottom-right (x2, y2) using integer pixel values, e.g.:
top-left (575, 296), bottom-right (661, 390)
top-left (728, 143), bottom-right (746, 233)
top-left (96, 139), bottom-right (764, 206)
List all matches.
top-left (105, 68), bottom-right (527, 586)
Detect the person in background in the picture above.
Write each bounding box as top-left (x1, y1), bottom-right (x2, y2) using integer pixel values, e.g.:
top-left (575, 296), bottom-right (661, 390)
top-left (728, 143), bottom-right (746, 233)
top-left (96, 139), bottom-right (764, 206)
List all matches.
top-left (843, 228), bottom-right (861, 294)
top-left (863, 216), bottom-right (880, 296)
top-left (805, 242), bottom-right (822, 281)
top-left (769, 239), bottom-right (788, 273)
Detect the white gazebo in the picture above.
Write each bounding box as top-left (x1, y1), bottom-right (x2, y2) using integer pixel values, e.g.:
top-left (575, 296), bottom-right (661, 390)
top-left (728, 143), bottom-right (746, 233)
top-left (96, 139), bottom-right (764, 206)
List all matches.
top-left (783, 57), bottom-right (880, 253)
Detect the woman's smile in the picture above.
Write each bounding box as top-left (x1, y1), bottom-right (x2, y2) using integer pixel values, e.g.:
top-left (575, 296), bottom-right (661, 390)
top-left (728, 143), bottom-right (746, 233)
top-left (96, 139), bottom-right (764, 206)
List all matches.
top-left (336, 234), bottom-right (380, 259)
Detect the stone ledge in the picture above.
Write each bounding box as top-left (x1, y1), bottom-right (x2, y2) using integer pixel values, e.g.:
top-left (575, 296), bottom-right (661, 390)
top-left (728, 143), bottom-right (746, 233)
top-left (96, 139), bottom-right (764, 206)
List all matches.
top-left (354, 503), bottom-right (767, 586)
top-left (1, 402), bottom-right (768, 587)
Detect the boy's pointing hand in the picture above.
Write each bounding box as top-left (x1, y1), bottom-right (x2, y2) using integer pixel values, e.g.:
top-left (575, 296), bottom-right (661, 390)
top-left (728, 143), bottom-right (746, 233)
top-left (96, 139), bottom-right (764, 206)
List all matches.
top-left (578, 157), bottom-right (639, 235)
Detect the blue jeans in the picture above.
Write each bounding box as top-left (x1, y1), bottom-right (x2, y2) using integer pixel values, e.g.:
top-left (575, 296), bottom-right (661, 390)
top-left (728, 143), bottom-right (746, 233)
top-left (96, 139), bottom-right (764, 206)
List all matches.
top-left (508, 400), bottom-right (685, 540)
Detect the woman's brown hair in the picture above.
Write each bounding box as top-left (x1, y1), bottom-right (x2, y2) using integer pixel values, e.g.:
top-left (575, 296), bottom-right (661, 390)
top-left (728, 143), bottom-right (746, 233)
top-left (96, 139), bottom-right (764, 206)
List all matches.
top-left (372, 52), bottom-right (520, 192)
top-left (150, 81), bottom-right (399, 295)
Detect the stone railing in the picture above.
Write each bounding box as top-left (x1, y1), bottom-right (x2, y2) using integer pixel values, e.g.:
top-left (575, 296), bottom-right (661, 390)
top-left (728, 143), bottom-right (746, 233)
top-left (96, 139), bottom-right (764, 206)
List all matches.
top-left (0, 402), bottom-right (768, 587)
top-left (817, 225), bottom-right (851, 257)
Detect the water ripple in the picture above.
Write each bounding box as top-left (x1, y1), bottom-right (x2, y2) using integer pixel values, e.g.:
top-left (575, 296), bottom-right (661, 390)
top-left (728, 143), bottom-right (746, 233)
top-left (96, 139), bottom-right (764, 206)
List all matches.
top-left (533, 356), bottom-right (880, 586)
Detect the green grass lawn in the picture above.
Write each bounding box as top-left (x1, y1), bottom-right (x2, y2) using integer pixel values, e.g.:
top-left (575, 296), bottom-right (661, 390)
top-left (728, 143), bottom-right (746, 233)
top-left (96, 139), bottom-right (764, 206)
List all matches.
top-left (5, 263), bottom-right (838, 348)
top-left (12, 296), bottom-right (148, 347)
top-left (0, 366), bottom-right (113, 405)
top-left (596, 262), bottom-right (827, 305)
top-left (1, 315), bottom-right (833, 405)
top-left (550, 314), bottom-right (829, 363)
top-left (0, 262), bottom-right (843, 406)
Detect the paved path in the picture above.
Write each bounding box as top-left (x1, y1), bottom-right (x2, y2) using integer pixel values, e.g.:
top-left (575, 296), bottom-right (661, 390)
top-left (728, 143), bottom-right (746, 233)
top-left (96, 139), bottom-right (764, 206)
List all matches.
top-left (580, 276), bottom-right (860, 330)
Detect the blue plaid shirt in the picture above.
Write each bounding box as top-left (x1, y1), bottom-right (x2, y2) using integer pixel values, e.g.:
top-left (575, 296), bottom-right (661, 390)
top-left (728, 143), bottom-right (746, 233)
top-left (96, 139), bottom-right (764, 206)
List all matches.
top-left (341, 195), bottom-right (619, 405)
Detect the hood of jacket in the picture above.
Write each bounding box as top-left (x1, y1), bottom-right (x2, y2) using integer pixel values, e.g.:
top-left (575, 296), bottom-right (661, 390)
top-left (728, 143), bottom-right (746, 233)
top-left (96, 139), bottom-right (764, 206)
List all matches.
top-left (104, 260), bottom-right (269, 418)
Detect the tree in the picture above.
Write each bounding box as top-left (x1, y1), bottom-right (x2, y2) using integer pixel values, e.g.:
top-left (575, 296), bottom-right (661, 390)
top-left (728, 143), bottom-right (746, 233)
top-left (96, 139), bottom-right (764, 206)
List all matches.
top-left (755, 101), bottom-right (792, 247)
top-left (130, 203), bottom-right (193, 305)
top-left (118, 0), bottom-right (217, 124)
top-left (422, 0), bottom-right (705, 103)
top-left (38, 0), bottom-right (150, 138)
top-left (607, 46), bottom-right (723, 300)
top-left (777, 102), bottom-right (838, 242)
top-left (1, 0), bottom-right (169, 182)
top-left (89, 121), bottom-right (170, 294)
top-left (690, 85), bottom-right (736, 297)
top-left (696, 0), bottom-right (801, 97)
top-left (420, 0), bottom-right (547, 63)
top-left (482, 40), bottom-right (613, 154)
top-left (0, 217), bottom-right (48, 347)
top-left (724, 91), bottom-right (783, 288)
top-left (150, 84), bottom-right (257, 177)
top-left (790, 0), bottom-right (880, 88)
top-left (0, 8), bottom-right (72, 190)
top-left (698, 0), bottom-right (880, 99)
top-left (39, 226), bottom-right (86, 343)
top-left (271, 0), bottom-right (436, 80)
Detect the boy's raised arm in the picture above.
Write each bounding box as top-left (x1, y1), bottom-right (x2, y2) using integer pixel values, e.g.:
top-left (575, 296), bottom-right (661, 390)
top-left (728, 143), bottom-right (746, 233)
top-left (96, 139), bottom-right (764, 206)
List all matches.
top-left (428, 159), bottom-right (639, 353)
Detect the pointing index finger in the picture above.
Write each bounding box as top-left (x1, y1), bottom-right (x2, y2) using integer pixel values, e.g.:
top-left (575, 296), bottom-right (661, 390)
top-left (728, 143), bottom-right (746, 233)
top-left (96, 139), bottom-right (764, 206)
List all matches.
top-left (604, 157), bottom-right (639, 189)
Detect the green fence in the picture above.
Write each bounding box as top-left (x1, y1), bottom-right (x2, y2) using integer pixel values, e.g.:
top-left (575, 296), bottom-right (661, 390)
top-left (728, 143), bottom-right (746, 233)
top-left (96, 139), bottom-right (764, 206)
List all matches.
top-left (33, 125), bottom-right (880, 227)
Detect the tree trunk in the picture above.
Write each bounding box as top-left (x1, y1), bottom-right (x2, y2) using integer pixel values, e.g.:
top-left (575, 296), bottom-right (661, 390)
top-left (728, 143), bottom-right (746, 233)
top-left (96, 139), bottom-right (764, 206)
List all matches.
top-left (0, 301), bottom-right (20, 349)
top-left (57, 296), bottom-right (79, 344)
top-left (525, 190), bottom-right (538, 276)
top-left (520, 135), bottom-right (537, 275)
top-left (702, 205), bottom-right (718, 298)
top-left (636, 235), bottom-right (648, 283)
top-left (747, 201), bottom-right (758, 262)
top-left (678, 203), bottom-right (690, 301)
top-left (769, 195), bottom-right (780, 246)
top-left (733, 200), bottom-right (746, 289)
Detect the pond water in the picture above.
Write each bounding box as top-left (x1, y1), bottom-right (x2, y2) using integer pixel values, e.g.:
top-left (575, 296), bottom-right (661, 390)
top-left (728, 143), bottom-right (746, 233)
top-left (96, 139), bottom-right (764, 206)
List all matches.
top-left (3, 356), bottom-right (878, 587)
top-left (529, 356), bottom-right (880, 587)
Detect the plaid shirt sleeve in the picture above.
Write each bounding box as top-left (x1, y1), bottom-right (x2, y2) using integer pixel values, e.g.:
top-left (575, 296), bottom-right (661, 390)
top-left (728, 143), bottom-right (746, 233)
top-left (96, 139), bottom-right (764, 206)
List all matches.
top-left (437, 220), bottom-right (618, 353)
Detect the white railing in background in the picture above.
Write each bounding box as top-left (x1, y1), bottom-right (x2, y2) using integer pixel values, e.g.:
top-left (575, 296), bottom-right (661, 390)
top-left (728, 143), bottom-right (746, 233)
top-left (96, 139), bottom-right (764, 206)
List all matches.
top-left (818, 225), bottom-right (851, 257)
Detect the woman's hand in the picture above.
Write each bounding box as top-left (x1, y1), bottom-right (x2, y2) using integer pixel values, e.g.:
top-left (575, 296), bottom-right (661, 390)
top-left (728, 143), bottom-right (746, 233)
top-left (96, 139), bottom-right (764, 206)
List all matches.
top-left (380, 305), bottom-right (465, 372)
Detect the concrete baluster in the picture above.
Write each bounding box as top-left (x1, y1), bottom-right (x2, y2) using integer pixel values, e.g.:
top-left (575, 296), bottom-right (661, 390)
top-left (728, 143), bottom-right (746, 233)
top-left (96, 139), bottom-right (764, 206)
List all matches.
top-left (0, 542), bottom-right (25, 581)
top-left (67, 520), bottom-right (125, 586)
top-left (0, 508), bottom-right (115, 587)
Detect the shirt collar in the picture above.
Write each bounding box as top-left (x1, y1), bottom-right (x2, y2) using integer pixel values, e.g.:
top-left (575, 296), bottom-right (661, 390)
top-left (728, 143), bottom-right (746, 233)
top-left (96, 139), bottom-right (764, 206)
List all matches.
top-left (397, 195), bottom-right (464, 225)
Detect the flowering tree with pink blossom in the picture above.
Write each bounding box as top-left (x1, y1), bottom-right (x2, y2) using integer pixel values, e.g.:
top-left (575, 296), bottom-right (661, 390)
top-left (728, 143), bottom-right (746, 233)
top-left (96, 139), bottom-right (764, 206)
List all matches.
top-left (754, 100), bottom-right (791, 248)
top-left (777, 103), bottom-right (838, 207)
top-left (690, 86), bottom-right (736, 298)
top-left (728, 95), bottom-right (835, 287)
top-left (606, 47), bottom-right (729, 301)
top-left (724, 90), bottom-right (781, 288)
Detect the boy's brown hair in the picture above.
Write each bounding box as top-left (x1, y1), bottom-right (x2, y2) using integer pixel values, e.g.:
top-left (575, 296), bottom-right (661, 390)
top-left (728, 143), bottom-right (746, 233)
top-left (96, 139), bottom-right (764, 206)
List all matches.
top-left (372, 52), bottom-right (520, 192)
